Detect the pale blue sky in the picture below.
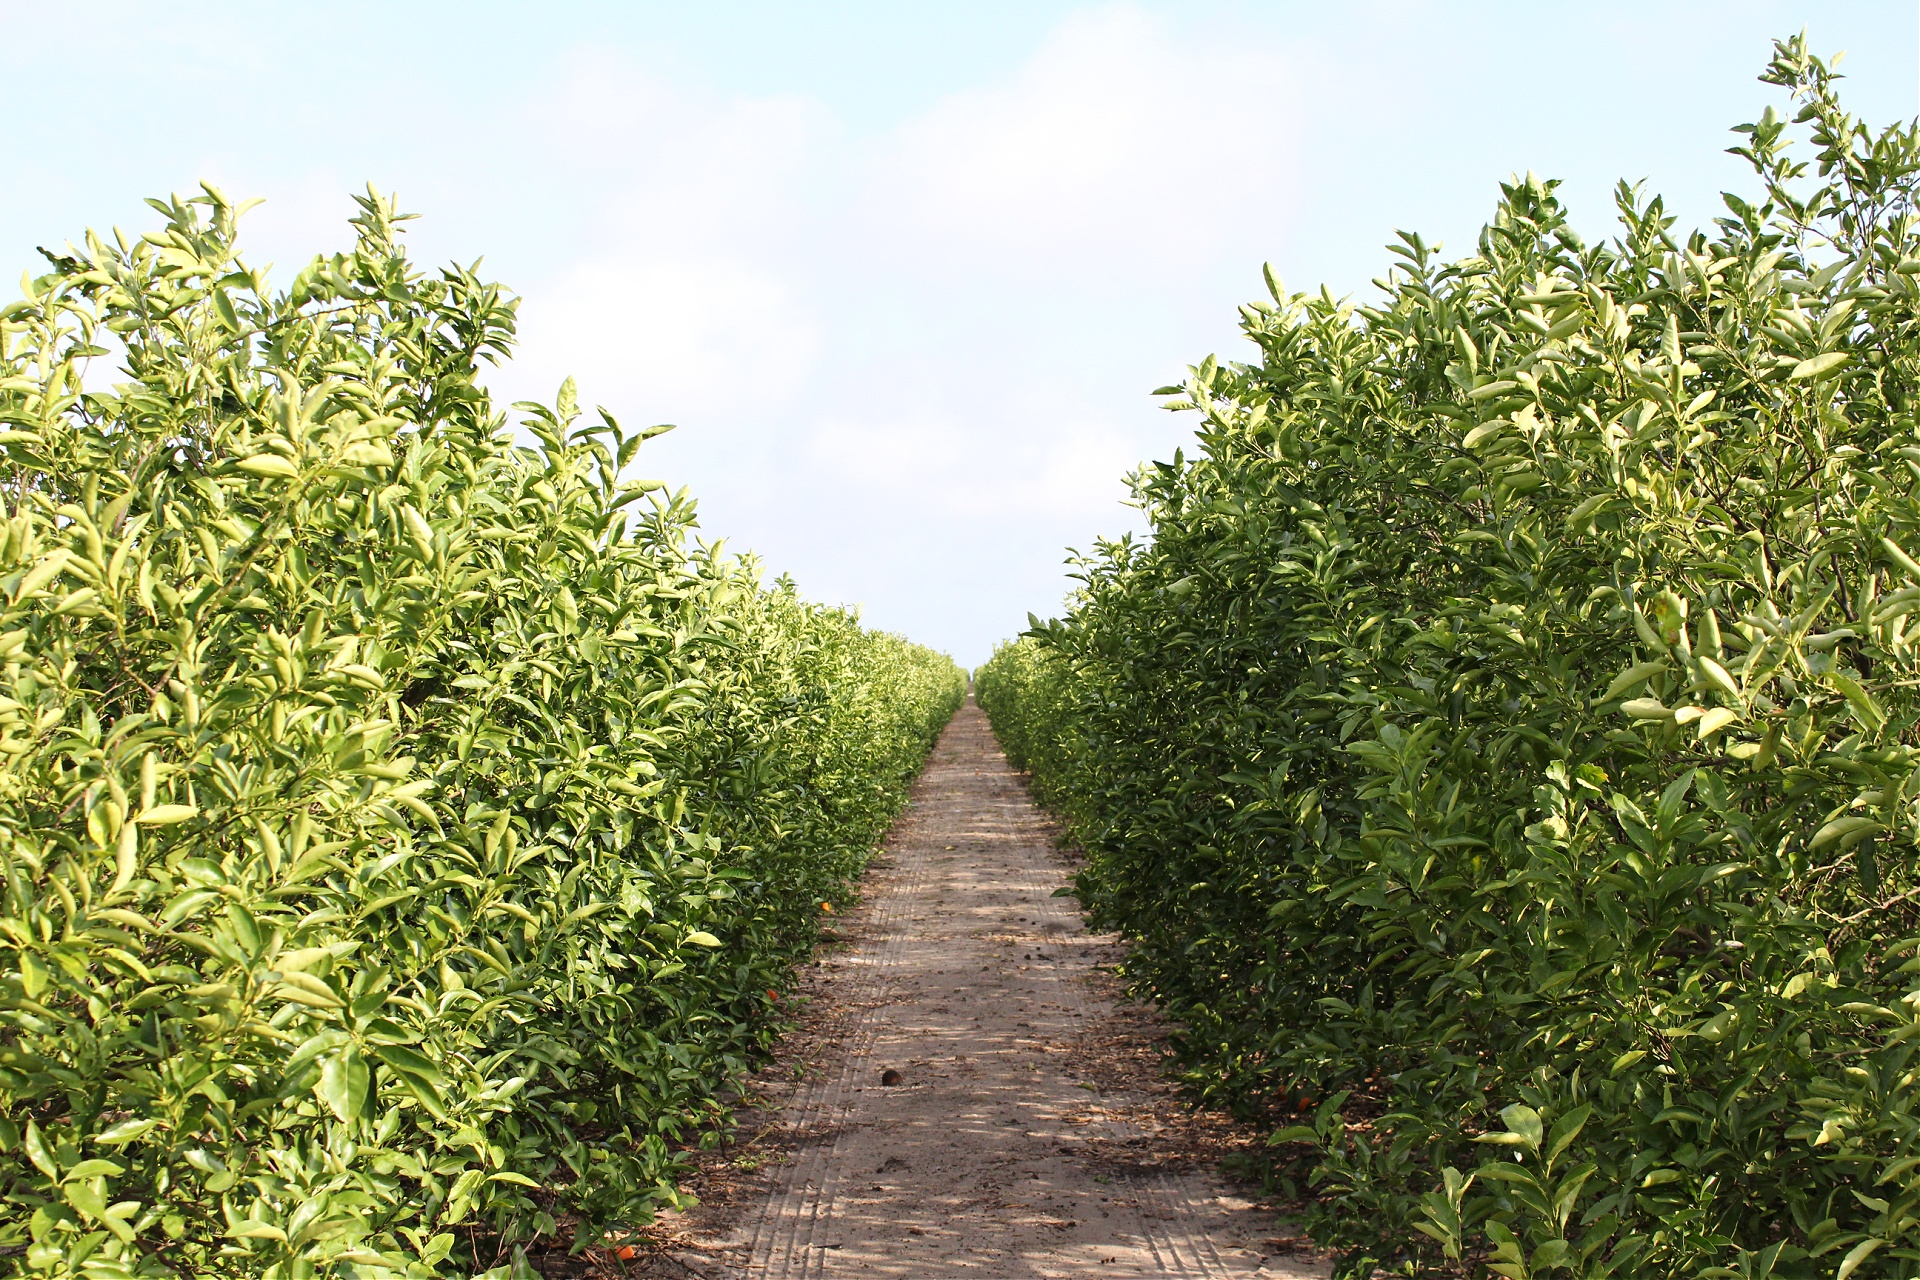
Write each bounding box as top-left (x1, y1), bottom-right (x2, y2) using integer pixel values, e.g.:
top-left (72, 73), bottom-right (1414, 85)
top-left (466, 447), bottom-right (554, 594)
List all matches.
top-left (5, 2), bottom-right (1914, 664)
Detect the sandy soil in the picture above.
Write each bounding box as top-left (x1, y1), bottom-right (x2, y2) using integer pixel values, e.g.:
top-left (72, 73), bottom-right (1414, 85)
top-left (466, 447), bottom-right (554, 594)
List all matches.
top-left (631, 698), bottom-right (1328, 1279)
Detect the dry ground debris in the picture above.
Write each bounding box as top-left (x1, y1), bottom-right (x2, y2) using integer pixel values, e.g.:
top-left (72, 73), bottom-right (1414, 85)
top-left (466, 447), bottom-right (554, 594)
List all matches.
top-left (589, 699), bottom-right (1331, 1278)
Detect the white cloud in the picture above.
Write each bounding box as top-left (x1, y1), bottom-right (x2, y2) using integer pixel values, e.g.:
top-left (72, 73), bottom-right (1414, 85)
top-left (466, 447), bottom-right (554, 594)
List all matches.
top-left (481, 53), bottom-right (832, 418)
top-left (14, 1), bottom-right (1917, 669)
top-left (513, 255), bottom-right (820, 418)
top-left (1030, 423), bottom-right (1144, 515)
top-left (803, 412), bottom-right (1140, 521)
top-left (805, 417), bottom-right (968, 492)
top-left (525, 51), bottom-right (824, 254)
top-left (868, 5), bottom-right (1297, 274)
top-left (466, 6), bottom-right (1296, 659)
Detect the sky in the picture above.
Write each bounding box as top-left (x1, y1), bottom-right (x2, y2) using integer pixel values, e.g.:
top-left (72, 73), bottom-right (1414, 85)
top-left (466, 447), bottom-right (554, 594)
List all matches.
top-left (4, 2), bottom-right (1916, 666)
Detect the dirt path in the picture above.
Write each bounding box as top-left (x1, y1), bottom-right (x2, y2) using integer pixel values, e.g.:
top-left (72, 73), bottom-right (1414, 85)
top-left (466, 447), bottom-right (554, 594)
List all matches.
top-left (650, 700), bottom-right (1327, 1279)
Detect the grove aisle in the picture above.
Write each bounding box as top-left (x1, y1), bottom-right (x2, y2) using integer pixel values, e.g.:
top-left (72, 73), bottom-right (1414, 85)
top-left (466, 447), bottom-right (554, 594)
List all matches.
top-left (658, 699), bottom-right (1327, 1278)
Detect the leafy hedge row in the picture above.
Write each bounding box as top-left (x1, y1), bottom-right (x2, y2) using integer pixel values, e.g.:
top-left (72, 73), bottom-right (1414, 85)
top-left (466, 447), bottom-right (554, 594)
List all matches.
top-left (0, 187), bottom-right (963, 1279)
top-left (982, 40), bottom-right (1920, 1279)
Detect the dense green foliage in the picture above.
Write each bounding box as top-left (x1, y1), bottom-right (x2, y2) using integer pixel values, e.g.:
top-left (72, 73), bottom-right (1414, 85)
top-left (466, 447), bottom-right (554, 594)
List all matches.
top-left (0, 187), bottom-right (963, 1279)
top-left (981, 40), bottom-right (1920, 1278)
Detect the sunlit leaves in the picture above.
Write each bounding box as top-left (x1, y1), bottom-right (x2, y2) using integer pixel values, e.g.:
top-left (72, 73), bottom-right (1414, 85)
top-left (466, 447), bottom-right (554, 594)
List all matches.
top-left (983, 34), bottom-right (1920, 1280)
top-left (0, 183), bottom-right (964, 1277)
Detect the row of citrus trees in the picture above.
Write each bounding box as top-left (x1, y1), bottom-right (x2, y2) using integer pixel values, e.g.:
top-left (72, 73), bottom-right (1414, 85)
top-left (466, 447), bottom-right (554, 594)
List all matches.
top-left (0, 187), bottom-right (963, 1278)
top-left (981, 38), bottom-right (1920, 1279)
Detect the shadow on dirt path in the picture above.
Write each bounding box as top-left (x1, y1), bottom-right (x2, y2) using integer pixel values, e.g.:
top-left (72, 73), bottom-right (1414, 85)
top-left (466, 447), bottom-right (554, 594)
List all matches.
top-left (641, 698), bottom-right (1329, 1279)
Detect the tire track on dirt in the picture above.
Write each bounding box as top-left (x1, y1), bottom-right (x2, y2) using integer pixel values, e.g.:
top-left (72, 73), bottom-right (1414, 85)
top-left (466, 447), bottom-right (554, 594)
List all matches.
top-left (691, 699), bottom-right (1326, 1278)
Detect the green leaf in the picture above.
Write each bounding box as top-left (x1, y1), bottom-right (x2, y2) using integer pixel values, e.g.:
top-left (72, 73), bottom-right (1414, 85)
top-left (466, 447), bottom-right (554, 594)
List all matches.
top-left (92, 1119), bottom-right (157, 1145)
top-left (1601, 660), bottom-right (1667, 702)
top-left (1836, 1239), bottom-right (1884, 1280)
top-left (135, 804), bottom-right (199, 826)
top-left (316, 1047), bottom-right (369, 1122)
top-left (1545, 1104), bottom-right (1592, 1162)
top-left (235, 454), bottom-right (299, 479)
top-left (1696, 656), bottom-right (1742, 701)
top-left (1883, 536), bottom-right (1920, 582)
top-left (231, 1221), bottom-right (288, 1242)
top-left (1462, 422), bottom-right (1506, 449)
top-left (63, 1179), bottom-right (106, 1221)
top-left (1696, 706), bottom-right (1740, 738)
top-left (64, 1159), bottom-right (124, 1180)
top-left (1789, 351), bottom-right (1849, 380)
top-left (1826, 670), bottom-right (1886, 729)
top-left (1497, 1104), bottom-right (1542, 1152)
top-left (18, 951), bottom-right (47, 999)
top-left (371, 1043), bottom-right (445, 1085)
top-left (1812, 815), bottom-right (1883, 851)
top-left (23, 1120), bottom-right (56, 1179)
top-left (275, 971), bottom-right (344, 1008)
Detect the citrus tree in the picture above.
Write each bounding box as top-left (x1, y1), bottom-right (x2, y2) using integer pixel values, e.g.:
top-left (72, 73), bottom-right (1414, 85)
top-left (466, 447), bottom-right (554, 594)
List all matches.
top-left (983, 38), bottom-right (1920, 1278)
top-left (0, 186), bottom-right (963, 1278)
